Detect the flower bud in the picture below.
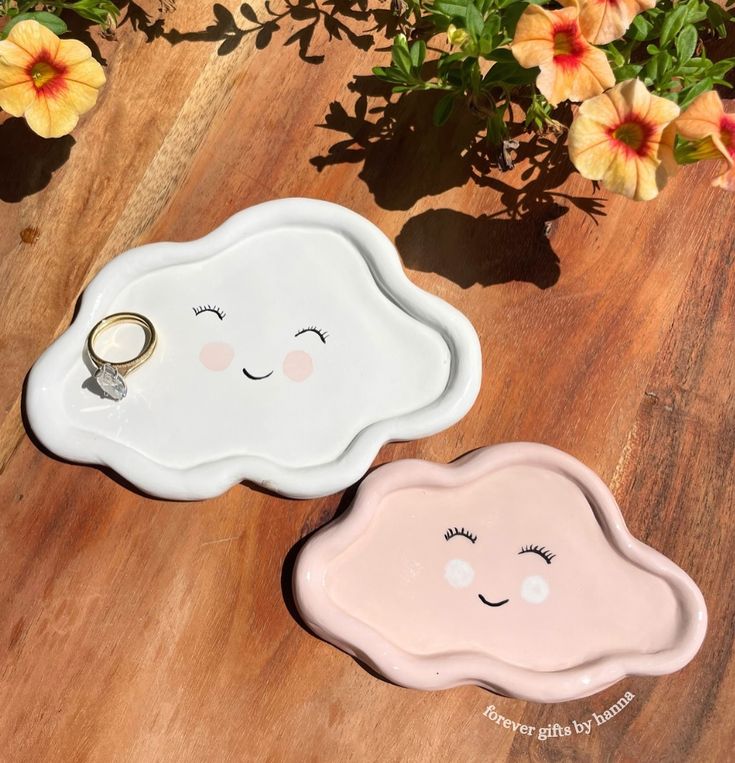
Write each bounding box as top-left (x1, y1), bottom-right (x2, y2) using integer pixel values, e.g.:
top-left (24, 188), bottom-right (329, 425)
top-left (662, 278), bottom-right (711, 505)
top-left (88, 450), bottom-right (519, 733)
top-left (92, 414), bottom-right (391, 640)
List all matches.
top-left (447, 24), bottom-right (470, 48)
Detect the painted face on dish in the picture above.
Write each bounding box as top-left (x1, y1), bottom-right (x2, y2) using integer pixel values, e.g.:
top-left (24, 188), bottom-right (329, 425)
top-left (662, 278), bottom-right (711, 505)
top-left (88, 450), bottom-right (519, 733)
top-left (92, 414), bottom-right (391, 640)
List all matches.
top-left (294, 445), bottom-right (707, 701)
top-left (326, 463), bottom-right (687, 671)
top-left (195, 303), bottom-right (325, 383)
top-left (443, 528), bottom-right (554, 609)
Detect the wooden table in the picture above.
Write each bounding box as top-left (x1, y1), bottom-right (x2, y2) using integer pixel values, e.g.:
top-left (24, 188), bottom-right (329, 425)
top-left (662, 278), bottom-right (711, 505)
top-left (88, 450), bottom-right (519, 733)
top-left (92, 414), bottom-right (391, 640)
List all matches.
top-left (1, 3), bottom-right (733, 760)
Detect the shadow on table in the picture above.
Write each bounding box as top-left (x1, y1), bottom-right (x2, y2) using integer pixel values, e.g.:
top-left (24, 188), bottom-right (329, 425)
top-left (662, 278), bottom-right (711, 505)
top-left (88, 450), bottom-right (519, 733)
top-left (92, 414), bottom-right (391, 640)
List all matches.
top-left (0, 119), bottom-right (75, 204)
top-left (310, 75), bottom-right (603, 288)
top-left (279, 485), bottom-right (356, 635)
top-left (311, 75), bottom-right (605, 214)
top-left (311, 76), bottom-right (481, 210)
top-left (122, 0), bottom-right (378, 62)
top-left (279, 479), bottom-right (394, 685)
top-left (397, 207), bottom-right (563, 289)
top-left (114, 2), bottom-right (605, 291)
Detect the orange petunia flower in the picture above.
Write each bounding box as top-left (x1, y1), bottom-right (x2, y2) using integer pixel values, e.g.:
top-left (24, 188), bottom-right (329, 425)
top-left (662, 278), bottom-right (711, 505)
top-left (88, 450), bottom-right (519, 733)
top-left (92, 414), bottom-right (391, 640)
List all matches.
top-left (576, 0), bottom-right (657, 45)
top-left (0, 20), bottom-right (106, 138)
top-left (675, 90), bottom-right (735, 191)
top-left (568, 79), bottom-right (680, 200)
top-left (511, 3), bottom-right (615, 106)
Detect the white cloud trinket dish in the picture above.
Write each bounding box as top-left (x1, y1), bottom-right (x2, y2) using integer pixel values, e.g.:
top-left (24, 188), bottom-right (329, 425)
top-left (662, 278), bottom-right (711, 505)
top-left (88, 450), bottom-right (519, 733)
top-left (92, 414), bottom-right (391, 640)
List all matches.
top-left (26, 199), bottom-right (482, 500)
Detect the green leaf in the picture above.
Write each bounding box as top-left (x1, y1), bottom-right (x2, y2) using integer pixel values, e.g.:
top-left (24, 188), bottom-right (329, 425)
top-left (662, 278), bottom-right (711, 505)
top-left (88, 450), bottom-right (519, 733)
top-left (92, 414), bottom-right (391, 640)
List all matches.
top-left (410, 39), bottom-right (426, 69)
top-left (478, 33), bottom-right (499, 55)
top-left (643, 55), bottom-right (660, 82)
top-left (372, 66), bottom-right (409, 84)
top-left (683, 0), bottom-right (708, 23)
top-left (483, 60), bottom-right (537, 85)
top-left (486, 108), bottom-right (509, 145)
top-left (502, 1), bottom-right (528, 37)
top-left (605, 44), bottom-right (625, 67)
top-left (629, 14), bottom-right (653, 41)
top-left (482, 12), bottom-right (501, 39)
top-left (438, 51), bottom-right (468, 74)
top-left (675, 24), bottom-right (697, 63)
top-left (614, 63), bottom-right (642, 81)
top-left (466, 2), bottom-right (484, 37)
top-left (432, 0), bottom-right (469, 19)
top-left (644, 49), bottom-right (675, 84)
top-left (678, 76), bottom-right (713, 107)
top-left (32, 11), bottom-right (69, 35)
top-left (1, 11), bottom-right (68, 38)
top-left (433, 93), bottom-right (455, 126)
top-left (486, 48), bottom-right (516, 62)
top-left (660, 4), bottom-right (689, 47)
top-left (709, 58), bottom-right (735, 77)
top-left (392, 34), bottom-right (413, 74)
top-left (706, 2), bottom-right (729, 36)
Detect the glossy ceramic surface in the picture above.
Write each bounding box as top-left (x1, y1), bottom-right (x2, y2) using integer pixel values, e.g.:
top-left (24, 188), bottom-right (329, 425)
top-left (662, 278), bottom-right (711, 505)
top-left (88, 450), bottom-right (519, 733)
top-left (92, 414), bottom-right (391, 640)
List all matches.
top-left (26, 199), bottom-right (481, 499)
top-left (293, 443), bottom-right (707, 702)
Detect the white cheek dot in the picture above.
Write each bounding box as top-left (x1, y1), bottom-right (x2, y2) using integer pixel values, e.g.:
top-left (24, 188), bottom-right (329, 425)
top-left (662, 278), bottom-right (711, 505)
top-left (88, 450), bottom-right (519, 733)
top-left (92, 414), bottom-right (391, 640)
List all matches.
top-left (521, 575), bottom-right (549, 604)
top-left (444, 559), bottom-right (475, 588)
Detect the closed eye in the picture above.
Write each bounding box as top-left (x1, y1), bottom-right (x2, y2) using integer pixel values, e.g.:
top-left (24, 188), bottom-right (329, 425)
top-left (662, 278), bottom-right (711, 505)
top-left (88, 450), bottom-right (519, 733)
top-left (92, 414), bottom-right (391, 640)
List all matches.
top-left (444, 526), bottom-right (477, 544)
top-left (295, 326), bottom-right (328, 344)
top-left (518, 544), bottom-right (555, 564)
top-left (193, 304), bottom-right (226, 320)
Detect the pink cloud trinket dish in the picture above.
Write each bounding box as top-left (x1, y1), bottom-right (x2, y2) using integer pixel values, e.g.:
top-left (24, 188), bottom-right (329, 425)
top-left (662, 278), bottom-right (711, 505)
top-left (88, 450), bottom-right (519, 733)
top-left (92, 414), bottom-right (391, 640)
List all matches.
top-left (293, 443), bottom-right (707, 703)
top-left (25, 199), bottom-right (481, 500)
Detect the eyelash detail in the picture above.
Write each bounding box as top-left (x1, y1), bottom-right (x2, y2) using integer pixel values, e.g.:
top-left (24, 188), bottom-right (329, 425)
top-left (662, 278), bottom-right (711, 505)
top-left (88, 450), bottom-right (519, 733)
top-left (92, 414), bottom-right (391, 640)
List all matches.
top-left (444, 527), bottom-right (478, 544)
top-left (518, 544), bottom-right (555, 564)
top-left (193, 304), bottom-right (226, 320)
top-left (295, 326), bottom-right (329, 344)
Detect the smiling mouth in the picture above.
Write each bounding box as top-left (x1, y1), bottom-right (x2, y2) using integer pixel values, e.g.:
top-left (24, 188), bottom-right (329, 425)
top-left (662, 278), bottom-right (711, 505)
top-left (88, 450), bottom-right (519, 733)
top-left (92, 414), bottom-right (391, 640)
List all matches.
top-left (478, 594), bottom-right (509, 608)
top-left (242, 367), bottom-right (273, 381)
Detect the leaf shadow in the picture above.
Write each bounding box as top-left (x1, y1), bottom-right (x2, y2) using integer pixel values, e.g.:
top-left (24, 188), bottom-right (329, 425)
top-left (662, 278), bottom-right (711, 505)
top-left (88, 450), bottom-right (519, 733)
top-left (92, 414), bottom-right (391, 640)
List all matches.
top-left (310, 74), bottom-right (606, 218)
top-left (147, 0), bottom-right (376, 61)
top-left (122, 0), bottom-right (170, 43)
top-left (311, 75), bottom-right (481, 209)
top-left (0, 118), bottom-right (75, 204)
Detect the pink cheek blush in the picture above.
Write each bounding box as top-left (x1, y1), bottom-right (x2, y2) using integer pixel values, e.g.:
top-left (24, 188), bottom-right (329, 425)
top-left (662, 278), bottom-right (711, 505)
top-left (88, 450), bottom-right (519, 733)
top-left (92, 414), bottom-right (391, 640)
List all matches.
top-left (199, 342), bottom-right (235, 371)
top-left (283, 350), bottom-right (313, 382)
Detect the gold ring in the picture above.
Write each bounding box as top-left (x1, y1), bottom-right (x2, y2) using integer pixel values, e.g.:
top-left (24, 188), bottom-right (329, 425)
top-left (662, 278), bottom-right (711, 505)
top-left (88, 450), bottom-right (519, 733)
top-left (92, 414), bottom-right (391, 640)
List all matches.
top-left (86, 312), bottom-right (157, 400)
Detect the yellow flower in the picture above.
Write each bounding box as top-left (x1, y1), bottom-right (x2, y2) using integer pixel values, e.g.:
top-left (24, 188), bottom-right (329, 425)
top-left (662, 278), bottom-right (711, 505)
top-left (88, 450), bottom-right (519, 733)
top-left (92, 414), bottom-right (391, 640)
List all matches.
top-left (568, 79), bottom-right (680, 201)
top-left (675, 90), bottom-right (735, 192)
top-left (0, 20), bottom-right (106, 138)
top-left (511, 3), bottom-right (615, 106)
top-left (576, 0), bottom-right (657, 45)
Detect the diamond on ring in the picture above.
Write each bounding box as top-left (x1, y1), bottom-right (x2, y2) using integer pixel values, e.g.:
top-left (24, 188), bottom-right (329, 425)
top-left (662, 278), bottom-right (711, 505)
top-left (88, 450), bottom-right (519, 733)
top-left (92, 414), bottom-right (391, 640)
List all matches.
top-left (95, 363), bottom-right (128, 401)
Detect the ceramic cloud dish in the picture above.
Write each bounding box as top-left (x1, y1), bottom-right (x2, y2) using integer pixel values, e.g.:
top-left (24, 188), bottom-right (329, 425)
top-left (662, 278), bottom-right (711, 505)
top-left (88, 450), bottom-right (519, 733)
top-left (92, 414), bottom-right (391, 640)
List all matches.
top-left (293, 443), bottom-right (707, 703)
top-left (26, 199), bottom-right (481, 500)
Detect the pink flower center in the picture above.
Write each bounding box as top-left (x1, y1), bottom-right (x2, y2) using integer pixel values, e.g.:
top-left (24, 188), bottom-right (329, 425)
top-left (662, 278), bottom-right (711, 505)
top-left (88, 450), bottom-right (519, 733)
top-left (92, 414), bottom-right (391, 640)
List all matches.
top-left (720, 114), bottom-right (735, 159)
top-left (608, 118), bottom-right (653, 157)
top-left (27, 53), bottom-right (67, 96)
top-left (552, 23), bottom-right (586, 67)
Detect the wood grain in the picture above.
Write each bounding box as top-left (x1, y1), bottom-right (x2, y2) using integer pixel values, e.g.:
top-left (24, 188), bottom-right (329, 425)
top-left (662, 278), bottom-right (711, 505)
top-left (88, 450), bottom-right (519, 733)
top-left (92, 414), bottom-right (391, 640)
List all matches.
top-left (0, 2), bottom-right (733, 760)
